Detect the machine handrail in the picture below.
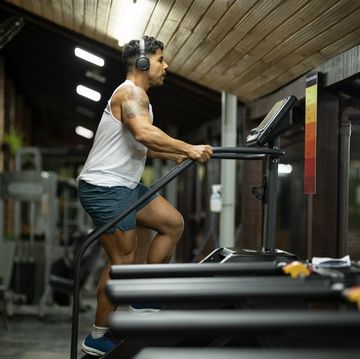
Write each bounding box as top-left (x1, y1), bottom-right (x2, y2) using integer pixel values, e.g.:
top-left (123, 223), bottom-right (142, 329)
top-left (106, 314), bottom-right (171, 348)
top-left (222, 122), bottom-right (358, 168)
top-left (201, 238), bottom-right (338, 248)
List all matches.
top-left (148, 146), bottom-right (283, 191)
top-left (70, 145), bottom-right (284, 359)
top-left (212, 146), bottom-right (283, 156)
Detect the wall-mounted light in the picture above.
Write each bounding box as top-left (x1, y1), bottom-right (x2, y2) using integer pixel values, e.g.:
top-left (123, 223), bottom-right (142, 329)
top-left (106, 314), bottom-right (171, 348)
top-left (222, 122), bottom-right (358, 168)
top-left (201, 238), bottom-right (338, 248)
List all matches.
top-left (278, 164), bottom-right (293, 175)
top-left (76, 85), bottom-right (101, 102)
top-left (74, 47), bottom-right (104, 67)
top-left (75, 125), bottom-right (94, 139)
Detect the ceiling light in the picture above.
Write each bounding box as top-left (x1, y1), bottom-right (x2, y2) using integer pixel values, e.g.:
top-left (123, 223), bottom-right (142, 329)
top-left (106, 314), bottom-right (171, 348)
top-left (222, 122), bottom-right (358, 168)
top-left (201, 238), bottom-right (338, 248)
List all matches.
top-left (75, 126), bottom-right (94, 139)
top-left (85, 69), bottom-right (106, 83)
top-left (76, 85), bottom-right (101, 102)
top-left (115, 0), bottom-right (156, 46)
top-left (74, 47), bottom-right (105, 67)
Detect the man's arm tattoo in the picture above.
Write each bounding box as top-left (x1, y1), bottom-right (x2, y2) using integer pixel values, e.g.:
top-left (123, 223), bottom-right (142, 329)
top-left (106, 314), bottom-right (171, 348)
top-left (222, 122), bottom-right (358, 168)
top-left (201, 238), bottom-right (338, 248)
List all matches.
top-left (122, 89), bottom-right (149, 120)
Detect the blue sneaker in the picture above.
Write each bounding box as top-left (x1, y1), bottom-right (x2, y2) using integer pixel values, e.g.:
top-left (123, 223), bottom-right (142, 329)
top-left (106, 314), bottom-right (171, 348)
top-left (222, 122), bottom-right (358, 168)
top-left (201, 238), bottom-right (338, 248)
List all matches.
top-left (81, 334), bottom-right (118, 356)
top-left (128, 303), bottom-right (165, 313)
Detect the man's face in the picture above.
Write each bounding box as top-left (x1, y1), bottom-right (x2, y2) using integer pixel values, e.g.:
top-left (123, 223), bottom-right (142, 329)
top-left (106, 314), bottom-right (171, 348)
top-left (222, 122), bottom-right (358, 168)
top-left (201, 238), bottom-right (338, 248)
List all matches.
top-left (147, 48), bottom-right (168, 87)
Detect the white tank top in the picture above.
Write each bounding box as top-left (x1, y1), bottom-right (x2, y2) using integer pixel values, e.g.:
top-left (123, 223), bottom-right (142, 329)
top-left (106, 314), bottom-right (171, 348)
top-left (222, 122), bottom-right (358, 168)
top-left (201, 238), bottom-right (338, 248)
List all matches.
top-left (77, 80), bottom-right (153, 188)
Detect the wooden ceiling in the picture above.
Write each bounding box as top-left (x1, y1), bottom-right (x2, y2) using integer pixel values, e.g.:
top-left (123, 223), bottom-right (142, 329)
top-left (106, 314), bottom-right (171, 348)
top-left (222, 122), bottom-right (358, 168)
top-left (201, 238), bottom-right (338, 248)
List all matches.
top-left (4, 0), bottom-right (360, 103)
top-left (1, 0), bottom-right (360, 162)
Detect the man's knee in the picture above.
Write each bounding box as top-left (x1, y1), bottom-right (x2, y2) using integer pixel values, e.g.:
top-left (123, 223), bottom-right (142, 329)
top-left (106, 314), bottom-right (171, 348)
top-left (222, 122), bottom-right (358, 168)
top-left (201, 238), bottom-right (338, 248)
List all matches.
top-left (166, 211), bottom-right (184, 239)
top-left (175, 213), bottom-right (184, 235)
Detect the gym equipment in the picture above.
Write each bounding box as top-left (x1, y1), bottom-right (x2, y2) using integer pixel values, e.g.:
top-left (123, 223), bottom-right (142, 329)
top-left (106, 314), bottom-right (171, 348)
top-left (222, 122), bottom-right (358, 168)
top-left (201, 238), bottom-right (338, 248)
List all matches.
top-left (107, 310), bottom-right (360, 359)
top-left (110, 309), bottom-right (360, 336)
top-left (70, 95), bottom-right (299, 358)
top-left (104, 266), bottom-right (360, 358)
top-left (246, 96), bottom-right (296, 147)
top-left (71, 146), bottom-right (282, 359)
top-left (103, 255), bottom-right (360, 358)
top-left (109, 262), bottom-right (283, 279)
top-left (0, 148), bottom-right (58, 316)
top-left (0, 147), bottom-right (98, 317)
top-left (108, 260), bottom-right (360, 282)
top-left (107, 259), bottom-right (360, 309)
top-left (132, 348), bottom-right (360, 359)
top-left (215, 95), bottom-right (298, 262)
top-left (105, 275), bottom-right (353, 306)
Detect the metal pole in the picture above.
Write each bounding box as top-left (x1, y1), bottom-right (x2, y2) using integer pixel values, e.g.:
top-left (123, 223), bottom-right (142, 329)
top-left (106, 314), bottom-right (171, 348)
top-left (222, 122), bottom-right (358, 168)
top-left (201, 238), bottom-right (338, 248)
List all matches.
top-left (220, 92), bottom-right (237, 248)
top-left (262, 138), bottom-right (280, 252)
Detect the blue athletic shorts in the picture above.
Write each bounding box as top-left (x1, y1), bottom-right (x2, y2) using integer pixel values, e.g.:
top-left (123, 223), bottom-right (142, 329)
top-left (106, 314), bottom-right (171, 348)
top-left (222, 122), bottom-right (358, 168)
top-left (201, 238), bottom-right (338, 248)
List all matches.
top-left (78, 180), bottom-right (158, 233)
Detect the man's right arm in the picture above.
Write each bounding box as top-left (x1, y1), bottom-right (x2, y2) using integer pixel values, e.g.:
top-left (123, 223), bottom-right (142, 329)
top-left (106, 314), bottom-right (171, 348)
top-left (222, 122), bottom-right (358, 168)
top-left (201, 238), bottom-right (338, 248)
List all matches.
top-left (119, 86), bottom-right (213, 162)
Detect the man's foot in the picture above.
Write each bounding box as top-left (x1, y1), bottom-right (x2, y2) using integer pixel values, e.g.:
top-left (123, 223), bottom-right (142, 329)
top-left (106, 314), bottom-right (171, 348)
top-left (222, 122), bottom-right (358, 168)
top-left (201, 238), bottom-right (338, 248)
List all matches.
top-left (81, 334), bottom-right (118, 356)
top-left (128, 303), bottom-right (165, 313)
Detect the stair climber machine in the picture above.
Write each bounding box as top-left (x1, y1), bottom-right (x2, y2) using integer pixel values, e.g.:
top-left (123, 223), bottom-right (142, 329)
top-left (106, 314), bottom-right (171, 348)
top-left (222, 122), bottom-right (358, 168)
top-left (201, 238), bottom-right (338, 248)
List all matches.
top-left (203, 95), bottom-right (298, 263)
top-left (70, 95), bottom-right (298, 359)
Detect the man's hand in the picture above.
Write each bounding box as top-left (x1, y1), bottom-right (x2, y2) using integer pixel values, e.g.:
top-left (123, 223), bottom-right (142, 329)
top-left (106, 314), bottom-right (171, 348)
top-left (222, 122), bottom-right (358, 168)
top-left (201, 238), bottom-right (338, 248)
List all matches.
top-left (187, 145), bottom-right (213, 163)
top-left (175, 154), bottom-right (187, 164)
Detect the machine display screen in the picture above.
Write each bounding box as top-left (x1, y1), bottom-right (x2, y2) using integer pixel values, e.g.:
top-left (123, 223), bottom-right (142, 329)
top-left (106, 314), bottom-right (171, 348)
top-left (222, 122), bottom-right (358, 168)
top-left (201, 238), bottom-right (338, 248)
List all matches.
top-left (246, 95), bottom-right (296, 146)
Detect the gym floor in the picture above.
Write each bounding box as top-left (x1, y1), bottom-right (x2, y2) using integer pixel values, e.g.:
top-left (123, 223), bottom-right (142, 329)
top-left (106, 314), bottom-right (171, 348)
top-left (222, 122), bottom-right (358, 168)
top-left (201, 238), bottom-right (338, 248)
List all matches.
top-left (0, 297), bottom-right (100, 359)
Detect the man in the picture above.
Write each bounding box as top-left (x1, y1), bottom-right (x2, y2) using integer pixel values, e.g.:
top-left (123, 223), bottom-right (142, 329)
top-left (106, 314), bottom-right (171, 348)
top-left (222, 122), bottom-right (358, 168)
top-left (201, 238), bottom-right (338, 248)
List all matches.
top-left (77, 36), bottom-right (213, 356)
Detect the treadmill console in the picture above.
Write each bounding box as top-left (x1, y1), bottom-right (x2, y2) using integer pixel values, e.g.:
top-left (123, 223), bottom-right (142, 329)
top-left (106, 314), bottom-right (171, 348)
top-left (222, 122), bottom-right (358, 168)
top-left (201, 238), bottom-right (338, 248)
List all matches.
top-left (246, 95), bottom-right (297, 147)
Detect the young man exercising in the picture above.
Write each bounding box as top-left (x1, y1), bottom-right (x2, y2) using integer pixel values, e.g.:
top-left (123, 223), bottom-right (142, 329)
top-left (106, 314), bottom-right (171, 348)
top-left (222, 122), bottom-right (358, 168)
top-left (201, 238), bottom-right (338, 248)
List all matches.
top-left (77, 36), bottom-right (213, 356)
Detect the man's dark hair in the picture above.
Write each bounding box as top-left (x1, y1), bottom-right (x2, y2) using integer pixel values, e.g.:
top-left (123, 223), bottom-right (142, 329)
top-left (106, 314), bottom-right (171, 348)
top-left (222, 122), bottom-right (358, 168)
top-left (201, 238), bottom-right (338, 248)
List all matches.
top-left (122, 35), bottom-right (164, 72)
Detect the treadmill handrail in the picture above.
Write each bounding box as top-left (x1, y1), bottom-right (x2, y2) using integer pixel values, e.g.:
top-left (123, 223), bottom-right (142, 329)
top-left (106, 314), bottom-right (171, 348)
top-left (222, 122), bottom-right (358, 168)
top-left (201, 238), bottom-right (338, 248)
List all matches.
top-left (109, 309), bottom-right (360, 334)
top-left (105, 276), bottom-right (343, 304)
top-left (109, 262), bottom-right (280, 279)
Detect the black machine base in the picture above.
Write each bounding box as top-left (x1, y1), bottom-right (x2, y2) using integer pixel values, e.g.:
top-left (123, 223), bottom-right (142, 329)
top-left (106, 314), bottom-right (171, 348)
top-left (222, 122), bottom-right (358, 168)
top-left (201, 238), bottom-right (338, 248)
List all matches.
top-left (201, 247), bottom-right (298, 263)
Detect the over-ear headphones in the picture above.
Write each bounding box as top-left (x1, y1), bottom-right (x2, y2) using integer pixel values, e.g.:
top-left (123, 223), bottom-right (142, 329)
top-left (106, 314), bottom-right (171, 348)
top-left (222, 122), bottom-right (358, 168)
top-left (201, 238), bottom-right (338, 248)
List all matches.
top-left (135, 38), bottom-right (150, 71)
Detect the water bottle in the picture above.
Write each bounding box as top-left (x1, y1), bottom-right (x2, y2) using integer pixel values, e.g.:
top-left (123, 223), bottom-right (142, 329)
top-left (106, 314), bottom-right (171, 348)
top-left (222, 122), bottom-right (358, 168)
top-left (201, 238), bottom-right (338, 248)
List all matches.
top-left (210, 184), bottom-right (222, 213)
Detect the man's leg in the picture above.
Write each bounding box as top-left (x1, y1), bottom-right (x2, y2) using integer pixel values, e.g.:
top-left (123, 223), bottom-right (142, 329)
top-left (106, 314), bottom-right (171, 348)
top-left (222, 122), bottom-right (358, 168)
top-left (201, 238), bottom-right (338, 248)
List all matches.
top-left (135, 226), bottom-right (155, 264)
top-left (95, 228), bottom-right (137, 326)
top-left (136, 195), bottom-right (184, 264)
top-left (81, 228), bottom-right (137, 355)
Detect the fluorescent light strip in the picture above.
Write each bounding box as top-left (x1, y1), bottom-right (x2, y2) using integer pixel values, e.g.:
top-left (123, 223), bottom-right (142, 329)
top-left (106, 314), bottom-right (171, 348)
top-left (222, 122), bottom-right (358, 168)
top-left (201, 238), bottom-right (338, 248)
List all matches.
top-left (75, 126), bottom-right (94, 139)
top-left (74, 47), bottom-right (105, 67)
top-left (76, 85), bottom-right (101, 102)
top-left (85, 70), bottom-right (106, 83)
